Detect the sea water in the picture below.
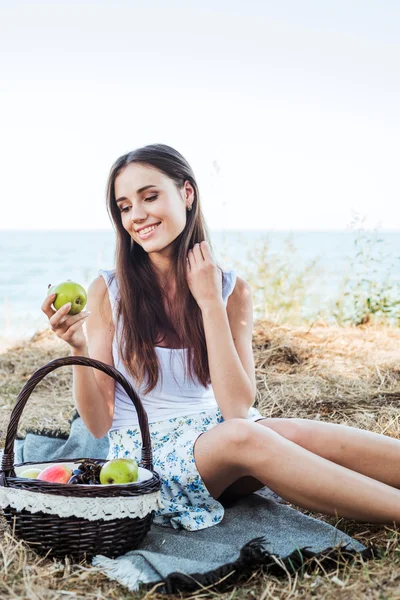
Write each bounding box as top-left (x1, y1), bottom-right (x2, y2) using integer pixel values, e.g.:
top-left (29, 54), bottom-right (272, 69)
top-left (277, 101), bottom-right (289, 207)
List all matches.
top-left (1, 229), bottom-right (399, 344)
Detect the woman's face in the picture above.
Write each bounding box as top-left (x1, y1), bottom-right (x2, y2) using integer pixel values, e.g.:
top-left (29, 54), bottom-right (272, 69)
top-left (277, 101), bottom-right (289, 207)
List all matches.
top-left (115, 163), bottom-right (194, 256)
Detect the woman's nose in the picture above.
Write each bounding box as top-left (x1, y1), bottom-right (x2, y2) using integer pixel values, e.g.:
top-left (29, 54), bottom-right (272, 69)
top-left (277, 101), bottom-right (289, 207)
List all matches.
top-left (130, 204), bottom-right (148, 221)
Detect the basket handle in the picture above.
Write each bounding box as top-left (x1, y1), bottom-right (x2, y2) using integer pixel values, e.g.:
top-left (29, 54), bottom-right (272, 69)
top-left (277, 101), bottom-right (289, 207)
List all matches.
top-left (0, 356), bottom-right (154, 478)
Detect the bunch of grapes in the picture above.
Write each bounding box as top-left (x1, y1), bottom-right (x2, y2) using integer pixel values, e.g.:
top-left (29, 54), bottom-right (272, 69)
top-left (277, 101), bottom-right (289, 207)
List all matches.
top-left (67, 460), bottom-right (102, 485)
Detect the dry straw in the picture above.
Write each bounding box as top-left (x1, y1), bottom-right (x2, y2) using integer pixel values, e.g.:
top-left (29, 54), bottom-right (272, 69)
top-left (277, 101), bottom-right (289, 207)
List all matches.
top-left (1, 323), bottom-right (400, 597)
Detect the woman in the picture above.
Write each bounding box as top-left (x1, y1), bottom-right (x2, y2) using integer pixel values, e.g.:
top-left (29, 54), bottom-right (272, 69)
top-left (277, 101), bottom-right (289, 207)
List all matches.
top-left (42, 143), bottom-right (400, 531)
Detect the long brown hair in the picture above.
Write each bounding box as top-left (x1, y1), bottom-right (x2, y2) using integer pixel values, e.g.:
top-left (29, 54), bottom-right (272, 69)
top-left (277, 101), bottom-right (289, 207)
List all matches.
top-left (105, 143), bottom-right (225, 394)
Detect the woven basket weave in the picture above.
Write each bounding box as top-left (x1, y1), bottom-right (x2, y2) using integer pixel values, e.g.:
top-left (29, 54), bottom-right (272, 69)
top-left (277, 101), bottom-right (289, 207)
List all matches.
top-left (0, 356), bottom-right (162, 561)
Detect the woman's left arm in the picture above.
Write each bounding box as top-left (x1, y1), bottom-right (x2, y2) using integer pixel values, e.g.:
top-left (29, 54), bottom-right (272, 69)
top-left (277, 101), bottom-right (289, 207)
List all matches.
top-left (186, 241), bottom-right (256, 420)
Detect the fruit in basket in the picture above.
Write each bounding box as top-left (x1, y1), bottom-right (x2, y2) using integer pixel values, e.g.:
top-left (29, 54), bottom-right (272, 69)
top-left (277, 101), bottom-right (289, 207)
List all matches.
top-left (37, 464), bottom-right (73, 484)
top-left (99, 458), bottom-right (139, 485)
top-left (19, 467), bottom-right (43, 479)
top-left (67, 474), bottom-right (82, 485)
top-left (67, 460), bottom-right (102, 484)
top-left (48, 280), bottom-right (87, 315)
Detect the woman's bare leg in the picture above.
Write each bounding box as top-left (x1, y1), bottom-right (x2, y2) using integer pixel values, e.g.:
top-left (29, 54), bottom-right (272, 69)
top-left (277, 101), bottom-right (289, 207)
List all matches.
top-left (193, 419), bottom-right (400, 524)
top-left (257, 417), bottom-right (400, 488)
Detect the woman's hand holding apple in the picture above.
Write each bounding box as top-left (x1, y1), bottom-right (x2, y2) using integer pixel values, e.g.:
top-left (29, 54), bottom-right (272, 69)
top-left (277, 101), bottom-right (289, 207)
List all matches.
top-left (41, 293), bottom-right (91, 350)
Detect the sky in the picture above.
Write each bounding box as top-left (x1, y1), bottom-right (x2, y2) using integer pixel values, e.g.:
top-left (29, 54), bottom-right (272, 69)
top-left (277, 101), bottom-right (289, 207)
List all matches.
top-left (1, 0), bottom-right (399, 231)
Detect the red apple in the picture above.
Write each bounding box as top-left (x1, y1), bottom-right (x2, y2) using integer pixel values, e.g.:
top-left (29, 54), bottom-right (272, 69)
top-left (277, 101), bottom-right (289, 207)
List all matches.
top-left (37, 464), bottom-right (73, 484)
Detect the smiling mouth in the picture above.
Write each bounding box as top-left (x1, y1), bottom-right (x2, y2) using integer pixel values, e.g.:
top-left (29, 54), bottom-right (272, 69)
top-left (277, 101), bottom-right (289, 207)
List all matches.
top-left (137, 222), bottom-right (161, 239)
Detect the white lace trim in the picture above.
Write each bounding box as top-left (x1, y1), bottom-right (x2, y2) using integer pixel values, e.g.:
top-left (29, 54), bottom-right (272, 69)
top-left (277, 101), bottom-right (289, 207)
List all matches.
top-left (0, 486), bottom-right (164, 521)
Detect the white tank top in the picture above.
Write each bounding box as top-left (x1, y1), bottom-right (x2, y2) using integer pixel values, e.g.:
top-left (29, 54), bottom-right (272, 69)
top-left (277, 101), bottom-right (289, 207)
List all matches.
top-left (98, 267), bottom-right (237, 430)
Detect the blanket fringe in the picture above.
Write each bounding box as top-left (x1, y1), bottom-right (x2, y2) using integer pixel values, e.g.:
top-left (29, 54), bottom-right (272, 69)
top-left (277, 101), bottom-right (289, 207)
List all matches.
top-left (16, 427), bottom-right (70, 441)
top-left (154, 536), bottom-right (381, 595)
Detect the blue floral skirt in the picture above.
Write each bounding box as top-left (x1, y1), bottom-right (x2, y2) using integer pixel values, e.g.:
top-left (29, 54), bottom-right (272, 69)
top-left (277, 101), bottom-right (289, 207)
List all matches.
top-left (107, 405), bottom-right (264, 531)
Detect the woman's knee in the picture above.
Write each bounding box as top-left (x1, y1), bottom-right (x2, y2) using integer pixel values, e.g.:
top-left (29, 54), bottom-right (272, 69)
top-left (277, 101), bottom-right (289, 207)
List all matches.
top-left (220, 418), bottom-right (296, 476)
top-left (220, 418), bottom-right (255, 449)
top-left (219, 418), bottom-right (288, 458)
top-left (257, 417), bottom-right (309, 446)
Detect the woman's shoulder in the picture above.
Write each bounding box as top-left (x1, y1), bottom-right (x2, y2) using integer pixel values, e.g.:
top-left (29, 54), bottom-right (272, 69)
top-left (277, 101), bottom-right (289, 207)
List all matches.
top-left (98, 268), bottom-right (116, 285)
top-left (229, 274), bottom-right (251, 297)
top-left (96, 268), bottom-right (119, 307)
top-left (226, 274), bottom-right (252, 318)
top-left (85, 274), bottom-right (114, 328)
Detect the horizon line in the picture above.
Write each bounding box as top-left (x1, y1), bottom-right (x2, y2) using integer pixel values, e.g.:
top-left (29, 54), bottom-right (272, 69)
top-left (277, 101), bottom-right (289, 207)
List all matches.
top-left (1, 227), bottom-right (400, 233)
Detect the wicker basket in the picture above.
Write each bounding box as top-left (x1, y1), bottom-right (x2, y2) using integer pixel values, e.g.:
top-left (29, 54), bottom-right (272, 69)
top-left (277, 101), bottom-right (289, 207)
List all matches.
top-left (0, 356), bottom-right (162, 561)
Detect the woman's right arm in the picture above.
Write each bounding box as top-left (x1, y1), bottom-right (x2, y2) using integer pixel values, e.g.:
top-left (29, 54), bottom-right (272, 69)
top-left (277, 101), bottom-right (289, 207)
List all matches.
top-left (42, 276), bottom-right (115, 439)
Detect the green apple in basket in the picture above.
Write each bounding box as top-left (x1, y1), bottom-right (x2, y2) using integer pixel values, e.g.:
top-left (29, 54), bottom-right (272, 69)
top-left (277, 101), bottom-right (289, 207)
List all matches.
top-left (47, 280), bottom-right (87, 315)
top-left (100, 458), bottom-right (139, 484)
top-left (19, 468), bottom-right (43, 479)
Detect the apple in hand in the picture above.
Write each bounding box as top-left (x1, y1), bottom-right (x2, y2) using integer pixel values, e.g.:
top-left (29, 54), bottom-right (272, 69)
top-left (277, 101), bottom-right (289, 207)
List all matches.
top-left (48, 280), bottom-right (87, 315)
top-left (19, 468), bottom-right (43, 479)
top-left (99, 458), bottom-right (139, 485)
top-left (37, 464), bottom-right (73, 484)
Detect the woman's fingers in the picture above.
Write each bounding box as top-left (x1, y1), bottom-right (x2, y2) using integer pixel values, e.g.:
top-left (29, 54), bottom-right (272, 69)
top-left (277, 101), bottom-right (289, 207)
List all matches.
top-left (49, 302), bottom-right (73, 330)
top-left (192, 242), bottom-right (202, 262)
top-left (66, 315), bottom-right (90, 335)
top-left (41, 293), bottom-right (57, 319)
top-left (198, 240), bottom-right (212, 261)
top-left (42, 291), bottom-right (90, 333)
top-left (189, 241), bottom-right (213, 264)
top-left (188, 243), bottom-right (202, 267)
top-left (41, 292), bottom-right (89, 350)
top-left (49, 304), bottom-right (90, 333)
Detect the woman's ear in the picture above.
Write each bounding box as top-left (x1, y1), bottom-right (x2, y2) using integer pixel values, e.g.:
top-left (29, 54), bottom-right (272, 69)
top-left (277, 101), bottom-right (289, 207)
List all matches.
top-left (183, 180), bottom-right (195, 204)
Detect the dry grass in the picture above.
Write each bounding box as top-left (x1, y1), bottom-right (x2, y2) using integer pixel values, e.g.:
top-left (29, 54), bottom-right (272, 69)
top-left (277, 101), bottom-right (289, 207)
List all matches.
top-left (1, 321), bottom-right (400, 599)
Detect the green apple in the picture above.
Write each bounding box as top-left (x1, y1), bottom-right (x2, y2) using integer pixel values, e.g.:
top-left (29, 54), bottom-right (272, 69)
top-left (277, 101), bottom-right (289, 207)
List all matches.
top-left (48, 280), bottom-right (87, 315)
top-left (19, 468), bottom-right (43, 479)
top-left (99, 458), bottom-right (139, 485)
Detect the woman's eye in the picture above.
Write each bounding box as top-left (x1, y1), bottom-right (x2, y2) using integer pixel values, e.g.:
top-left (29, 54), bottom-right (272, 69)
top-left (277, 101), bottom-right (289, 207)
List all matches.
top-left (120, 194), bottom-right (158, 213)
